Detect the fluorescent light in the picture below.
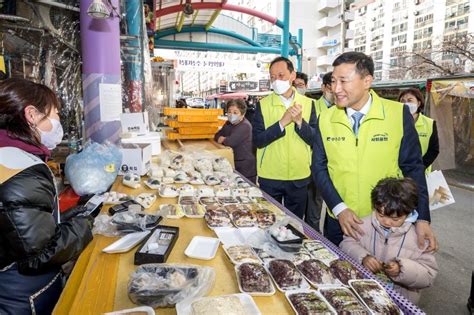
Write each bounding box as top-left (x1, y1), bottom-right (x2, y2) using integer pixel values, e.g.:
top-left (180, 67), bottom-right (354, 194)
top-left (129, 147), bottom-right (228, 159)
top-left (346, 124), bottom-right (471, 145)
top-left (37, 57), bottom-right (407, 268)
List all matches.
top-left (87, 0), bottom-right (111, 19)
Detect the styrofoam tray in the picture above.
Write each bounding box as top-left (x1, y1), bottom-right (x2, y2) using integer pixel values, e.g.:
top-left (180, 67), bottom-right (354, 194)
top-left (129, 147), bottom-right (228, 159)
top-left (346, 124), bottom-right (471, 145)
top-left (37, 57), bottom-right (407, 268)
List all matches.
top-left (176, 293), bottom-right (261, 315)
top-left (213, 227), bottom-right (245, 246)
top-left (235, 263), bottom-right (276, 296)
top-left (319, 286), bottom-right (370, 314)
top-left (265, 260), bottom-right (310, 292)
top-left (295, 259), bottom-right (341, 288)
top-left (348, 279), bottom-right (403, 315)
top-left (184, 236), bottom-right (220, 260)
top-left (102, 231), bottom-right (150, 254)
top-left (285, 289), bottom-right (337, 315)
top-left (103, 306), bottom-right (155, 315)
top-left (223, 245), bottom-right (261, 265)
top-left (159, 204), bottom-right (184, 219)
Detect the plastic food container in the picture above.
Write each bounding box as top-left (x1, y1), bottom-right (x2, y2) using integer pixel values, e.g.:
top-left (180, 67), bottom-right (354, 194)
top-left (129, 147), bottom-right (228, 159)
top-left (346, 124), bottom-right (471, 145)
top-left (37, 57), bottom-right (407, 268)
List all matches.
top-left (175, 293), bottom-right (261, 315)
top-left (235, 263), bottom-right (276, 296)
top-left (223, 245), bottom-right (261, 265)
top-left (266, 259), bottom-right (310, 292)
top-left (348, 279), bottom-right (402, 315)
top-left (285, 289), bottom-right (337, 315)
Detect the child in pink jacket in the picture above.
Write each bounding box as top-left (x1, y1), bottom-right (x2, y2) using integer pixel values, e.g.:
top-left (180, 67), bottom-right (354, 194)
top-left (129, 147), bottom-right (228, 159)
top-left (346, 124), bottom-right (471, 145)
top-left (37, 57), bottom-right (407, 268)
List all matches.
top-left (339, 177), bottom-right (438, 304)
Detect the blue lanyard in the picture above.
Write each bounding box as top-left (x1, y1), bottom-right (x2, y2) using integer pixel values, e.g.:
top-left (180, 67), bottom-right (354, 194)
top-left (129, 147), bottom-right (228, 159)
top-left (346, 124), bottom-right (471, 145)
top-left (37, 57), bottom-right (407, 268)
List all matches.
top-left (372, 226), bottom-right (409, 259)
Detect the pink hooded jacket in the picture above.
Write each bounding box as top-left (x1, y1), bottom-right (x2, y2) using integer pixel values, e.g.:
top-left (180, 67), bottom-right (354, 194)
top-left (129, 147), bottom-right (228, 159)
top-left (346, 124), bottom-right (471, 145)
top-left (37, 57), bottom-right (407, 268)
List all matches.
top-left (339, 212), bottom-right (438, 304)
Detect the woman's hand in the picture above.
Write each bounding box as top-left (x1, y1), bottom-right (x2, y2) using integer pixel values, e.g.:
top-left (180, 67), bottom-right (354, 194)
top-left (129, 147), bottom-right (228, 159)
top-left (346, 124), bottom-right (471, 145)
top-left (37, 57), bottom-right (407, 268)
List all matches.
top-left (217, 136), bottom-right (226, 144)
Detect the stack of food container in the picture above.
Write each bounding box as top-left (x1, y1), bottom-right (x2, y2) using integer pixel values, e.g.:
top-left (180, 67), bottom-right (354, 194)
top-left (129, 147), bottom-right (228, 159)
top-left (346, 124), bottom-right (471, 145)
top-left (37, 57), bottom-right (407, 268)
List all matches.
top-left (164, 107), bottom-right (225, 140)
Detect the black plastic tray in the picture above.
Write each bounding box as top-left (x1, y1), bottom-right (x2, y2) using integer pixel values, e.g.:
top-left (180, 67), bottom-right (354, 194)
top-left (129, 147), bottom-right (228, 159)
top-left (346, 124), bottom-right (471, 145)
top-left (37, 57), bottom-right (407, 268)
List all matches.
top-left (271, 224), bottom-right (306, 245)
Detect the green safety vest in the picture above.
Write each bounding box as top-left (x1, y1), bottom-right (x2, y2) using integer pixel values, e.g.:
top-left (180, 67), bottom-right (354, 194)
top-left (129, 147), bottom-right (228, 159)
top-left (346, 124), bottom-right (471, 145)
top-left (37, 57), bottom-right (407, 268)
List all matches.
top-left (315, 96), bottom-right (331, 116)
top-left (415, 113), bottom-right (434, 173)
top-left (256, 88), bottom-right (314, 180)
top-left (315, 96), bottom-right (329, 117)
top-left (319, 90), bottom-right (405, 218)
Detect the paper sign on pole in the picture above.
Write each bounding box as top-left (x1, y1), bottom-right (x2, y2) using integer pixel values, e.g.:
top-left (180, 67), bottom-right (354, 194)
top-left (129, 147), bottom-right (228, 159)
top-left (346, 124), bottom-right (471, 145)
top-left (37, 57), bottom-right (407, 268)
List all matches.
top-left (99, 83), bottom-right (122, 122)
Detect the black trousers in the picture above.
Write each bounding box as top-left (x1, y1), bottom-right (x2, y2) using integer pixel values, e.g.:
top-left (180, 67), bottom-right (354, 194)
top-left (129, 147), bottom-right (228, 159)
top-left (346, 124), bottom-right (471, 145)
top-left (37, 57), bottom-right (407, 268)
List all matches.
top-left (305, 179), bottom-right (324, 232)
top-left (258, 177), bottom-right (309, 219)
top-left (0, 264), bottom-right (63, 315)
top-left (324, 214), bottom-right (344, 246)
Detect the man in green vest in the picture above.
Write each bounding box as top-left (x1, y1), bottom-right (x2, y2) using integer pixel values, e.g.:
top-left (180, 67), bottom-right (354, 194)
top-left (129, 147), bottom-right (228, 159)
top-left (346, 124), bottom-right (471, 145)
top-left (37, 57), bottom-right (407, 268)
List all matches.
top-left (317, 72), bottom-right (335, 110)
top-left (293, 71), bottom-right (331, 231)
top-left (313, 52), bottom-right (437, 252)
top-left (252, 57), bottom-right (317, 218)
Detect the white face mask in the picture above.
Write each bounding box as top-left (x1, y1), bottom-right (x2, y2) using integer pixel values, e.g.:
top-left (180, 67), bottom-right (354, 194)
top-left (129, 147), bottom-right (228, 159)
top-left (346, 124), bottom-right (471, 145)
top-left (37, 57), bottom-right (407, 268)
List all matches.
top-left (296, 87), bottom-right (307, 95)
top-left (39, 118), bottom-right (64, 150)
top-left (228, 114), bottom-right (241, 124)
top-left (406, 103), bottom-right (419, 115)
top-left (272, 80), bottom-right (291, 95)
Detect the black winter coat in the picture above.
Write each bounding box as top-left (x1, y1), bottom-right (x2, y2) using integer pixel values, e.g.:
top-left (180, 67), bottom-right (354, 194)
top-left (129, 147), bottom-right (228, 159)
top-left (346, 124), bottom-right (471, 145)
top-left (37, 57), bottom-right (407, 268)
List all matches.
top-left (0, 149), bottom-right (92, 275)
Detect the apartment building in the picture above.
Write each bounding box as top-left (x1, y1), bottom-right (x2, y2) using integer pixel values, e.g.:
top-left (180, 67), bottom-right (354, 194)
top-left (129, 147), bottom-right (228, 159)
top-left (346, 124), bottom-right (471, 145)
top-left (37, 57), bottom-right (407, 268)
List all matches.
top-left (350, 0), bottom-right (472, 80)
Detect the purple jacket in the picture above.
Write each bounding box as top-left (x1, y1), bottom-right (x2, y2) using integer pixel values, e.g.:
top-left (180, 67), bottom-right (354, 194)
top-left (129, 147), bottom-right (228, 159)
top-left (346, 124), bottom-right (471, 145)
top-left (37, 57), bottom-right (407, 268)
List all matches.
top-left (214, 118), bottom-right (256, 179)
top-left (340, 212), bottom-right (438, 304)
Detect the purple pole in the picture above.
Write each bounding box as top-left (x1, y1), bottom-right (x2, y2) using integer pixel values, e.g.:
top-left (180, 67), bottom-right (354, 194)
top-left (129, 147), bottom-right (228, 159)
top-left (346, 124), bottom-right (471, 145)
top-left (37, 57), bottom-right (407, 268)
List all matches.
top-left (80, 0), bottom-right (122, 144)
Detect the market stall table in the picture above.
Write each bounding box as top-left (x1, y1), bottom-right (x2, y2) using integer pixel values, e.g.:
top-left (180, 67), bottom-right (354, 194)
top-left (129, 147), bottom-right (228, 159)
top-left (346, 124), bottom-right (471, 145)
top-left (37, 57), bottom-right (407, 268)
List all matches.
top-left (54, 176), bottom-right (426, 315)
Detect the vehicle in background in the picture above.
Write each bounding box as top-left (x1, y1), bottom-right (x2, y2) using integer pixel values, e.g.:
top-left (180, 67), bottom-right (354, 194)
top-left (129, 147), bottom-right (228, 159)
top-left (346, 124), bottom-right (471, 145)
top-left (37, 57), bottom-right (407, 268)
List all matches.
top-left (186, 97), bottom-right (206, 108)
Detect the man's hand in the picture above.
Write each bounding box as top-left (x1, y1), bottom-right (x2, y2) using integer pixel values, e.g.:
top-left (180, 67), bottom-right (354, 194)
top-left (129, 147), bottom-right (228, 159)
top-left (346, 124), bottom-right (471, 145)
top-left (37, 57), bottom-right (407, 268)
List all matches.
top-left (384, 260), bottom-right (401, 278)
top-left (289, 103), bottom-right (303, 127)
top-left (337, 208), bottom-right (365, 240)
top-left (217, 136), bottom-right (226, 144)
top-left (279, 109), bottom-right (293, 128)
top-left (362, 255), bottom-right (383, 273)
top-left (415, 221), bottom-right (438, 252)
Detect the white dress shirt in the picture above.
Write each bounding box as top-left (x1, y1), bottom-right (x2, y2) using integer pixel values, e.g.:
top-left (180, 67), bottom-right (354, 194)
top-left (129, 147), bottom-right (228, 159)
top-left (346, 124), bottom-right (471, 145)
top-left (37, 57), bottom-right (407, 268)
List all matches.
top-left (278, 91), bottom-right (295, 131)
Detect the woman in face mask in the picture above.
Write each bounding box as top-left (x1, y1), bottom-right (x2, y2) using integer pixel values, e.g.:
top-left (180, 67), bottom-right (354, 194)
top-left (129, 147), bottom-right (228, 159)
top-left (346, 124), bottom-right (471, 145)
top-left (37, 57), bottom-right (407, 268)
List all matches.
top-left (398, 88), bottom-right (439, 172)
top-left (214, 98), bottom-right (257, 183)
top-left (0, 78), bottom-right (93, 314)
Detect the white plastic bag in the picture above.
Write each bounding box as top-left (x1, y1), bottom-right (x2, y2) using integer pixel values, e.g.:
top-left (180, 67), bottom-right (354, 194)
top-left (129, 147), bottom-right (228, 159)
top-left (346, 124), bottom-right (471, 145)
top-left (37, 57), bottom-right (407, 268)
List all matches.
top-left (426, 170), bottom-right (455, 210)
top-left (65, 141), bottom-right (122, 195)
top-left (127, 264), bottom-right (215, 308)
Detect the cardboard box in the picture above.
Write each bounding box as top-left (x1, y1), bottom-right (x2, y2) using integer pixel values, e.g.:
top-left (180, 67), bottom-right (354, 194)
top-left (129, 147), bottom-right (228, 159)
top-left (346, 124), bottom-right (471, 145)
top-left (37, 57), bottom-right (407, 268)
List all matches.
top-left (121, 132), bottom-right (161, 155)
top-left (119, 143), bottom-right (152, 176)
top-left (120, 112), bottom-right (150, 134)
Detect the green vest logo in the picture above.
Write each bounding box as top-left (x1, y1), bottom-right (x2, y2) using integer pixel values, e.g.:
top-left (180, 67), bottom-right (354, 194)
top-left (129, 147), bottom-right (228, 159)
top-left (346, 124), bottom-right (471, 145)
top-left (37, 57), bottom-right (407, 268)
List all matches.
top-left (371, 133), bottom-right (389, 142)
top-left (418, 132), bottom-right (428, 138)
top-left (326, 136), bottom-right (346, 142)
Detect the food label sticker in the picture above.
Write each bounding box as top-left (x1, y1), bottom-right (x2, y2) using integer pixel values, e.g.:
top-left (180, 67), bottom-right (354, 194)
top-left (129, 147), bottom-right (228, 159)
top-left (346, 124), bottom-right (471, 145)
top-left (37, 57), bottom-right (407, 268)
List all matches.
top-left (105, 163), bottom-right (116, 173)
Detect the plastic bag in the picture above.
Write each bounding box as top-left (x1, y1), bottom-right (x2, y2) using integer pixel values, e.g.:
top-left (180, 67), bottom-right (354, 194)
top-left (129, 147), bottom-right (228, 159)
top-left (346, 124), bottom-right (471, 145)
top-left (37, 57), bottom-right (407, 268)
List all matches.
top-left (92, 214), bottom-right (120, 237)
top-left (111, 210), bottom-right (161, 232)
top-left (212, 156), bottom-right (233, 174)
top-left (127, 264), bottom-right (215, 308)
top-left (65, 141), bottom-right (122, 196)
top-left (92, 206), bottom-right (160, 237)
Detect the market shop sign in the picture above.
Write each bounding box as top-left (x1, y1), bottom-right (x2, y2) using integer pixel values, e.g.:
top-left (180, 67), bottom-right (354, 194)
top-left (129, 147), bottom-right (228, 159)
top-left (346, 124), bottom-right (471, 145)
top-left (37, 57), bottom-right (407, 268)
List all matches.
top-left (175, 58), bottom-right (259, 73)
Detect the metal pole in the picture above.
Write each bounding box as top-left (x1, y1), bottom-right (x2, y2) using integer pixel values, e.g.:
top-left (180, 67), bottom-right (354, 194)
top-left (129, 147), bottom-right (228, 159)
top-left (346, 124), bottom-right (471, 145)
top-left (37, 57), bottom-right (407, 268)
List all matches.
top-left (281, 0), bottom-right (290, 57)
top-left (340, 0), bottom-right (346, 54)
top-left (297, 28), bottom-right (303, 72)
top-left (80, 0), bottom-right (122, 144)
top-left (126, 0), bottom-right (144, 112)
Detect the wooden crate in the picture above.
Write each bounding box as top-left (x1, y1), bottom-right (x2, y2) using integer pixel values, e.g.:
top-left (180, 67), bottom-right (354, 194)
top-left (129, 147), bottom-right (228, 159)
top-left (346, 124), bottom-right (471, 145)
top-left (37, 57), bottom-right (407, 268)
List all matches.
top-left (177, 126), bottom-right (219, 135)
top-left (165, 119), bottom-right (225, 128)
top-left (177, 115), bottom-right (219, 123)
top-left (166, 130), bottom-right (215, 140)
top-left (163, 107), bottom-right (223, 116)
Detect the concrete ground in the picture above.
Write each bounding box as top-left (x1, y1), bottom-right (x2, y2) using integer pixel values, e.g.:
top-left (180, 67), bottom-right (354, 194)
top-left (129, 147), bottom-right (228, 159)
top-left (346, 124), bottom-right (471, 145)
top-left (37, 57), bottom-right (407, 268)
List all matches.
top-left (418, 186), bottom-right (474, 314)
